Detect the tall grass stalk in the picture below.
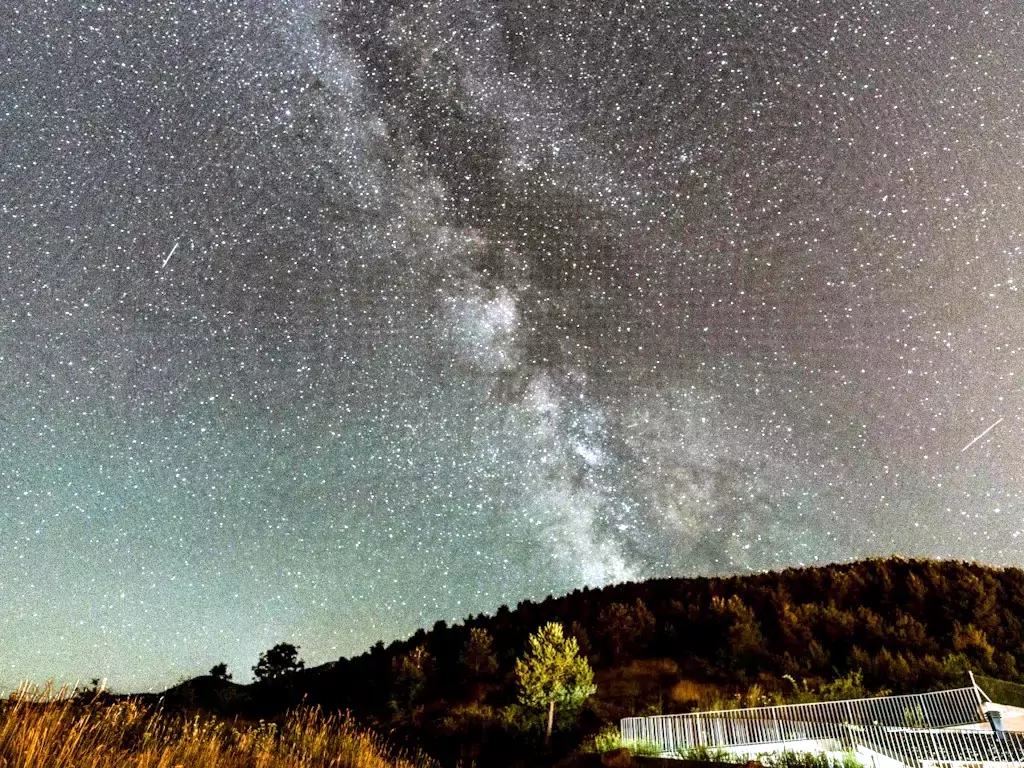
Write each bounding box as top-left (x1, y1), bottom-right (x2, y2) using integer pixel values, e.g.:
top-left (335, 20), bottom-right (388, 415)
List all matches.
top-left (0, 683), bottom-right (434, 768)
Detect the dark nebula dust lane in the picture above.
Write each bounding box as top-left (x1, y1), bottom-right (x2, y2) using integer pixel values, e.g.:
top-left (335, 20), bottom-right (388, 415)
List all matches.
top-left (1, 0), bottom-right (1023, 690)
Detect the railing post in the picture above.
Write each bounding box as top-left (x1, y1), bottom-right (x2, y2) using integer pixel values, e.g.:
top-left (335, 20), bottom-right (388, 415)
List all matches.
top-left (968, 669), bottom-right (990, 706)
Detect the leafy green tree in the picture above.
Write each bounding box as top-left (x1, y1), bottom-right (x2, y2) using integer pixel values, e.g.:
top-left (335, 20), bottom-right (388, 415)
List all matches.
top-left (209, 662), bottom-right (232, 681)
top-left (952, 622), bottom-right (996, 669)
top-left (597, 599), bottom-right (655, 662)
top-left (711, 594), bottom-right (766, 674)
top-left (391, 645), bottom-right (433, 720)
top-left (872, 648), bottom-right (914, 689)
top-left (775, 600), bottom-right (814, 657)
top-left (460, 627), bottom-right (498, 681)
top-left (515, 622), bottom-right (596, 743)
top-left (567, 620), bottom-right (592, 660)
top-left (252, 642), bottom-right (304, 682)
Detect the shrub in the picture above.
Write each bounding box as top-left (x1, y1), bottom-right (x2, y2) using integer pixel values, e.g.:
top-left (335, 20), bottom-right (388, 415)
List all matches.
top-left (677, 744), bottom-right (747, 763)
top-left (627, 739), bottom-right (664, 757)
top-left (582, 724), bottom-right (624, 753)
top-left (674, 745), bottom-right (860, 767)
top-left (759, 750), bottom-right (861, 768)
top-left (582, 726), bottom-right (661, 757)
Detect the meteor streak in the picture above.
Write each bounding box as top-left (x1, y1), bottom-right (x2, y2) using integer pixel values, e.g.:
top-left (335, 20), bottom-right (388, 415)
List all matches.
top-left (960, 417), bottom-right (1004, 452)
top-left (161, 241), bottom-right (179, 269)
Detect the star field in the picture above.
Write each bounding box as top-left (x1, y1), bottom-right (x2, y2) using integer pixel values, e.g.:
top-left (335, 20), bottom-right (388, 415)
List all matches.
top-left (1, 0), bottom-right (1023, 691)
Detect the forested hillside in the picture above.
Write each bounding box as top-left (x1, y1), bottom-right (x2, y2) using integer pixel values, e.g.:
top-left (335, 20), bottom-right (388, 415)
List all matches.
top-left (165, 558), bottom-right (1024, 765)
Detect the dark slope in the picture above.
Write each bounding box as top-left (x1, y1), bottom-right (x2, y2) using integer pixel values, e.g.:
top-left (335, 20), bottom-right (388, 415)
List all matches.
top-left (179, 557), bottom-right (1023, 724)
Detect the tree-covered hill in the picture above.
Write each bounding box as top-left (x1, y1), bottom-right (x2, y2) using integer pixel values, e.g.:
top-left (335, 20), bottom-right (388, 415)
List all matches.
top-left (167, 557), bottom-right (1024, 765)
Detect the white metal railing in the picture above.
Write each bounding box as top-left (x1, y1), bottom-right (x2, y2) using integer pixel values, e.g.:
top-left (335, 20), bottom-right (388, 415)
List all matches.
top-left (620, 687), bottom-right (984, 755)
top-left (852, 725), bottom-right (1024, 767)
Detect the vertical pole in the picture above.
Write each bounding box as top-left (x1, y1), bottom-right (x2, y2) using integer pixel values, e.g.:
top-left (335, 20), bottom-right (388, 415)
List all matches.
top-left (968, 669), bottom-right (990, 706)
top-left (928, 726), bottom-right (940, 767)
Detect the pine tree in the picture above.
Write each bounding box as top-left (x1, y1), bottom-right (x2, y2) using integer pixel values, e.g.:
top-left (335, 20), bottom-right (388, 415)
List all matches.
top-left (461, 627), bottom-right (499, 680)
top-left (514, 622), bottom-right (596, 743)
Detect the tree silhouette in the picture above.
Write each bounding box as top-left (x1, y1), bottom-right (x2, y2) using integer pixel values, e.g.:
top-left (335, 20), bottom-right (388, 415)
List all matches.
top-left (209, 662), bottom-right (232, 681)
top-left (515, 622), bottom-right (595, 744)
top-left (252, 642), bottom-right (305, 682)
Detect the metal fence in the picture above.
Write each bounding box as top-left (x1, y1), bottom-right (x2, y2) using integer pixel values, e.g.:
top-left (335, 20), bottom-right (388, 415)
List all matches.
top-left (620, 687), bottom-right (985, 755)
top-left (852, 724), bottom-right (1024, 767)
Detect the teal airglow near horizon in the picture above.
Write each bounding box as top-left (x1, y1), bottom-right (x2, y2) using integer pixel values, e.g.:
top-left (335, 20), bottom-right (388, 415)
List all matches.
top-left (2, 0), bottom-right (1023, 693)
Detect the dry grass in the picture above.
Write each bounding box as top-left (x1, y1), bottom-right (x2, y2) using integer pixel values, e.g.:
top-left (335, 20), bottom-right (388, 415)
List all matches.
top-left (0, 684), bottom-right (435, 768)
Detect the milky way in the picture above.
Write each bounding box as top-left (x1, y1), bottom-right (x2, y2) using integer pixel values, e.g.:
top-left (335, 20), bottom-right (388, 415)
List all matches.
top-left (2, 0), bottom-right (1023, 691)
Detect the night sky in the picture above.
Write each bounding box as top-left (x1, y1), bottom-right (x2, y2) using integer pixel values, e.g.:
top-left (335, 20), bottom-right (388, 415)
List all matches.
top-left (2, 0), bottom-right (1023, 692)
